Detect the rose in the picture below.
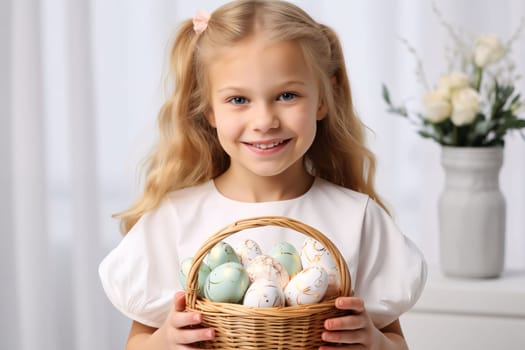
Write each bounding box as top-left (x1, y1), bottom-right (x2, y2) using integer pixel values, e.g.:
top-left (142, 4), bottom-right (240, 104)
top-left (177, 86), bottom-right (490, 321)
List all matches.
top-left (451, 88), bottom-right (481, 126)
top-left (382, 15), bottom-right (525, 147)
top-left (474, 34), bottom-right (506, 67)
top-left (438, 72), bottom-right (470, 95)
top-left (423, 88), bottom-right (452, 123)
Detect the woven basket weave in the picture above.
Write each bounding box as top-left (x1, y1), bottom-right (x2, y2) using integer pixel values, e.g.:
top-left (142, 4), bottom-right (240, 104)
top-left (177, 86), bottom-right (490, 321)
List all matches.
top-left (185, 216), bottom-right (352, 350)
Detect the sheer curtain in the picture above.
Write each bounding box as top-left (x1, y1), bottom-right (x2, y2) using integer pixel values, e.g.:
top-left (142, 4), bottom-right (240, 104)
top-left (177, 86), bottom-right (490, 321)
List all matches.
top-left (1, 0), bottom-right (524, 349)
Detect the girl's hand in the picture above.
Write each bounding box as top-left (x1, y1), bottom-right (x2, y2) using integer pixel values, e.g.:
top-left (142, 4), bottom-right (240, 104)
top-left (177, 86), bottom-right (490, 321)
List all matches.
top-left (320, 297), bottom-right (384, 350)
top-left (159, 291), bottom-right (215, 349)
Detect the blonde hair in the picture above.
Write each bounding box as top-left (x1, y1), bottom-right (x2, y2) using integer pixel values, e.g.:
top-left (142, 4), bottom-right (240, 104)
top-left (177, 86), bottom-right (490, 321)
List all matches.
top-left (116, 0), bottom-right (387, 233)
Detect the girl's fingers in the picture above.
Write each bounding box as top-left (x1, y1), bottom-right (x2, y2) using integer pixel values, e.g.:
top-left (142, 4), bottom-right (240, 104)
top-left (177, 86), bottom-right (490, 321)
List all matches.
top-left (320, 344), bottom-right (366, 350)
top-left (324, 313), bottom-right (365, 331)
top-left (335, 297), bottom-right (365, 313)
top-left (324, 297), bottom-right (367, 330)
top-left (173, 291), bottom-right (186, 312)
top-left (322, 329), bottom-right (366, 345)
top-left (321, 297), bottom-right (371, 347)
top-left (167, 291), bottom-right (216, 345)
top-left (171, 291), bottom-right (202, 328)
top-left (173, 326), bottom-right (215, 345)
top-left (170, 310), bottom-right (204, 329)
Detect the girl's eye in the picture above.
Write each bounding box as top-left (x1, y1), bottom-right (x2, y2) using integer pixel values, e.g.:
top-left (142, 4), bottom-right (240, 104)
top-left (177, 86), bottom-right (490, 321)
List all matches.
top-left (229, 96), bottom-right (248, 105)
top-left (278, 92), bottom-right (297, 101)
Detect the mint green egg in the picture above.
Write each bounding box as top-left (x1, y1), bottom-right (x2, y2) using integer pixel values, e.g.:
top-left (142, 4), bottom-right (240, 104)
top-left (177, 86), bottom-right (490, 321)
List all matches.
top-left (204, 262), bottom-right (249, 303)
top-left (269, 242), bottom-right (302, 277)
top-left (179, 257), bottom-right (211, 297)
top-left (206, 241), bottom-right (240, 270)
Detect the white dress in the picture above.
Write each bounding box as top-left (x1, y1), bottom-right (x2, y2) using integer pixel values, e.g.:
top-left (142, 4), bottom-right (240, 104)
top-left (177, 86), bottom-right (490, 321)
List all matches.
top-left (99, 177), bottom-right (427, 329)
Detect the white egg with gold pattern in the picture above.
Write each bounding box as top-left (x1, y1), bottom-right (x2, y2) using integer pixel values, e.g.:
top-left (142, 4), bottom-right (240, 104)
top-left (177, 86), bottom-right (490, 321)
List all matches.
top-left (243, 278), bottom-right (285, 308)
top-left (300, 237), bottom-right (340, 294)
top-left (234, 238), bottom-right (262, 268)
top-left (246, 254), bottom-right (289, 289)
top-left (284, 266), bottom-right (328, 306)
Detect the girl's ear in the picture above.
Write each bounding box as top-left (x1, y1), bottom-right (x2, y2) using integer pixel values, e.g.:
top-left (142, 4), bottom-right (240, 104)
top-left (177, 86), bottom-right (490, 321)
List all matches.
top-left (206, 109), bottom-right (216, 127)
top-left (316, 99), bottom-right (327, 120)
top-left (316, 77), bottom-right (336, 121)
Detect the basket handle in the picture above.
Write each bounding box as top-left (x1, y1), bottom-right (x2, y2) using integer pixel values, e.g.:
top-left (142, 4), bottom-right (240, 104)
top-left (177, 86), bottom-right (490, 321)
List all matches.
top-left (186, 216), bottom-right (352, 309)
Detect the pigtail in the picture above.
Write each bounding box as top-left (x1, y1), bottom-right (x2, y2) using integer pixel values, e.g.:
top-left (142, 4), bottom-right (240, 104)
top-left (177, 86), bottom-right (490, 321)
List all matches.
top-left (309, 24), bottom-right (389, 214)
top-left (115, 19), bottom-right (227, 234)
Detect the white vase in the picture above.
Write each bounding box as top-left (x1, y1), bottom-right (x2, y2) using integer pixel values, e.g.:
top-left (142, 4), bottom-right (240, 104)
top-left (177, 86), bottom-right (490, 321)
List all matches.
top-left (438, 146), bottom-right (506, 278)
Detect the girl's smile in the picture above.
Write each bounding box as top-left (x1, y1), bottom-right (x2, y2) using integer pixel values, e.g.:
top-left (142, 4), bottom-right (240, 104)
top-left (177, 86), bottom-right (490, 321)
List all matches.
top-left (243, 138), bottom-right (291, 152)
top-left (206, 34), bottom-right (326, 192)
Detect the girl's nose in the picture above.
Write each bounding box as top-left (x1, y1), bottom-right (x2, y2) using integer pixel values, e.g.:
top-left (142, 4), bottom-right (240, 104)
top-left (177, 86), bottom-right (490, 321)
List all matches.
top-left (252, 102), bottom-right (279, 132)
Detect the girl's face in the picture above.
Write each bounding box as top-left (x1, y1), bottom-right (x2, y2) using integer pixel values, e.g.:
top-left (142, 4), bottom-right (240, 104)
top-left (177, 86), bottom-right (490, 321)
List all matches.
top-left (207, 34), bottom-right (326, 181)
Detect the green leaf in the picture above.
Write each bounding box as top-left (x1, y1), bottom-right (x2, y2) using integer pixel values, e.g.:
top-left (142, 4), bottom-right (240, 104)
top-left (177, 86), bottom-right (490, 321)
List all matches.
top-left (492, 84), bottom-right (517, 118)
top-left (382, 84), bottom-right (392, 104)
top-left (509, 93), bottom-right (521, 106)
top-left (474, 113), bottom-right (486, 123)
top-left (502, 118), bottom-right (525, 130)
top-left (418, 130), bottom-right (444, 144)
top-left (476, 118), bottom-right (498, 136)
top-left (387, 106), bottom-right (409, 118)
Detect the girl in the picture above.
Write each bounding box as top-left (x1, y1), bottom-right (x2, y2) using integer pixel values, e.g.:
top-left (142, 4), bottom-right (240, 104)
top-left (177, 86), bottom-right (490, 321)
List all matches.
top-left (99, 0), bottom-right (427, 349)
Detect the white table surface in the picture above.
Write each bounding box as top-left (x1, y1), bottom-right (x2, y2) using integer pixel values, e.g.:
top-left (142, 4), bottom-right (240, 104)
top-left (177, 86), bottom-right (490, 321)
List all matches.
top-left (411, 267), bottom-right (525, 317)
top-left (401, 266), bottom-right (525, 350)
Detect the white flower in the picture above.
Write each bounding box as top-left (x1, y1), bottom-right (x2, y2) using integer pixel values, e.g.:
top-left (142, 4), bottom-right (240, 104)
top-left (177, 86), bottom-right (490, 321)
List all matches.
top-left (423, 88), bottom-right (452, 123)
top-left (438, 72), bottom-right (470, 95)
top-left (451, 88), bottom-right (481, 126)
top-left (474, 34), bottom-right (506, 68)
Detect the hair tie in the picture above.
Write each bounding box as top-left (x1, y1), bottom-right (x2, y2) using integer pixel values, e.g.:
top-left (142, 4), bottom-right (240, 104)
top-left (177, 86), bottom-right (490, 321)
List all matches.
top-left (193, 10), bottom-right (211, 34)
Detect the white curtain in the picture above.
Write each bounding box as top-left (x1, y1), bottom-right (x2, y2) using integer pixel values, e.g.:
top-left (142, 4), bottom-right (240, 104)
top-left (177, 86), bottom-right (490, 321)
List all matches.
top-left (1, 0), bottom-right (524, 349)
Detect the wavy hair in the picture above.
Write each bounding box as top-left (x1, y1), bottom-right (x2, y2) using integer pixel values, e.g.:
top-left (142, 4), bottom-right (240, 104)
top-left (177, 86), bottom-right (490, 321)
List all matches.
top-left (116, 0), bottom-right (387, 233)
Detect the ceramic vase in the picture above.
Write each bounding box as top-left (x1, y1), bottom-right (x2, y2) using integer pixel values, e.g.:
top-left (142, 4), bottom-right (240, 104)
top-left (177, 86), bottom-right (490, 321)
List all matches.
top-left (438, 146), bottom-right (506, 278)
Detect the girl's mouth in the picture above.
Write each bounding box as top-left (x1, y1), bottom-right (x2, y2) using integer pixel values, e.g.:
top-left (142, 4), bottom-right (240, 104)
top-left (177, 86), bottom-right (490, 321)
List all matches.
top-left (249, 139), bottom-right (290, 150)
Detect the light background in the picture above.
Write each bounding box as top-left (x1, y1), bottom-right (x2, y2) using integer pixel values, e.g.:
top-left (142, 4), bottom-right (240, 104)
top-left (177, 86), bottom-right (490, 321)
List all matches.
top-left (1, 0), bottom-right (524, 349)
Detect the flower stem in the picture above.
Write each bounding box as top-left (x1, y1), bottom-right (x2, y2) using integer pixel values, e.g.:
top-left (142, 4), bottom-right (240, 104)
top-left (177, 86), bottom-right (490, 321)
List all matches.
top-left (474, 66), bottom-right (483, 91)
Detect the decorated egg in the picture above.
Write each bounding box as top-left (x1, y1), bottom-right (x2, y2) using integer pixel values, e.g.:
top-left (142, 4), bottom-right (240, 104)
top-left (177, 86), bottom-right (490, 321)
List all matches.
top-left (206, 241), bottom-right (240, 270)
top-left (246, 255), bottom-right (290, 289)
top-left (268, 241), bottom-right (302, 278)
top-left (178, 257), bottom-right (211, 297)
top-left (234, 238), bottom-right (262, 267)
top-left (284, 266), bottom-right (328, 306)
top-left (204, 262), bottom-right (249, 303)
top-left (300, 238), bottom-right (340, 293)
top-left (243, 278), bottom-right (285, 308)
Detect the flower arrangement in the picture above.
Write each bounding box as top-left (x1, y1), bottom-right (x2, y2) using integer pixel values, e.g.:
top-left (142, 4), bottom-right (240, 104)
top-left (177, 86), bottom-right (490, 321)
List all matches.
top-left (382, 5), bottom-right (525, 147)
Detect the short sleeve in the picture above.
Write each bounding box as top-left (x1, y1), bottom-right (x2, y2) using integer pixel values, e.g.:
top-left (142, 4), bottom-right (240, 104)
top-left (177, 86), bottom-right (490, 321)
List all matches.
top-left (98, 202), bottom-right (182, 328)
top-left (354, 199), bottom-right (427, 329)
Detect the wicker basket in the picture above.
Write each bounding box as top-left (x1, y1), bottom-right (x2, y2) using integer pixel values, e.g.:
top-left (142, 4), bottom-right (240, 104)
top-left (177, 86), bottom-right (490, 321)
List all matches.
top-left (185, 216), bottom-right (352, 350)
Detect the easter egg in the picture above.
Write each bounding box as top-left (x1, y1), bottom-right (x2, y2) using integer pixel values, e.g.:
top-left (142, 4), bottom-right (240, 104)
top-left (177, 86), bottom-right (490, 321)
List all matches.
top-left (300, 237), bottom-right (340, 293)
top-left (204, 262), bottom-right (249, 303)
top-left (268, 241), bottom-right (302, 278)
top-left (234, 238), bottom-right (262, 268)
top-left (206, 241), bottom-right (240, 270)
top-left (246, 254), bottom-right (290, 289)
top-left (243, 278), bottom-right (285, 308)
top-left (284, 266), bottom-right (328, 306)
top-left (178, 257), bottom-right (211, 297)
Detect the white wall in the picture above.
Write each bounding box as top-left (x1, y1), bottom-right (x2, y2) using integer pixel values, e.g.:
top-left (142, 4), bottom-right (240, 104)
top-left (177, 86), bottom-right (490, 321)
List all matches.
top-left (2, 1), bottom-right (524, 349)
